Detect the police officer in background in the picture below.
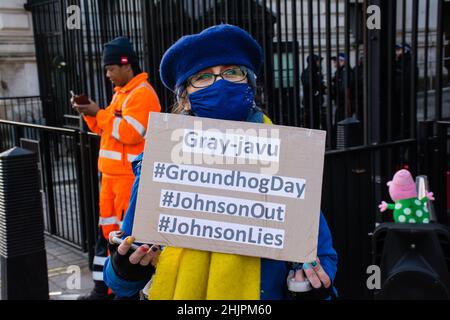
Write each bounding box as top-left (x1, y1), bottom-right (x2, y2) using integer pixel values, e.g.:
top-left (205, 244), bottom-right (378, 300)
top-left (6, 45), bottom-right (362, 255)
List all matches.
top-left (393, 42), bottom-right (416, 140)
top-left (72, 37), bottom-right (161, 299)
top-left (330, 53), bottom-right (354, 126)
top-left (301, 54), bottom-right (326, 129)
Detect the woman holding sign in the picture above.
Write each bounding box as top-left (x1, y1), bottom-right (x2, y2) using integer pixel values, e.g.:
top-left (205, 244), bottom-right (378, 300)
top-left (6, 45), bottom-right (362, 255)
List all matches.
top-left (103, 24), bottom-right (338, 300)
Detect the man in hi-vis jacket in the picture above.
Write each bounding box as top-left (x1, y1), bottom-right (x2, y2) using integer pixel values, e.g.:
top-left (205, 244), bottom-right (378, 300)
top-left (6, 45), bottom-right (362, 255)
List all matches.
top-left (72, 37), bottom-right (161, 299)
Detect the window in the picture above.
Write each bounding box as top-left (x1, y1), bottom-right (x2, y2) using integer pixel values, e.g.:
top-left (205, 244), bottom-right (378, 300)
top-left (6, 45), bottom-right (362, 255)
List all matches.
top-left (273, 51), bottom-right (295, 88)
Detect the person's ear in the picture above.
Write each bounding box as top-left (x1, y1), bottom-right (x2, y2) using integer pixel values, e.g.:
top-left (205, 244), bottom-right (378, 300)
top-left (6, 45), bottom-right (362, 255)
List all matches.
top-left (183, 100), bottom-right (191, 111)
top-left (180, 93), bottom-right (191, 111)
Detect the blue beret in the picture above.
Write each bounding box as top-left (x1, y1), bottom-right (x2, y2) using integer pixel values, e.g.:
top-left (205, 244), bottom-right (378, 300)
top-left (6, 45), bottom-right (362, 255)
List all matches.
top-left (160, 24), bottom-right (263, 91)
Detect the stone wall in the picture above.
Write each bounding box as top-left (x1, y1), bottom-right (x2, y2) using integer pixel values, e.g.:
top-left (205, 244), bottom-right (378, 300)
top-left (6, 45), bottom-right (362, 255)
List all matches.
top-left (0, 0), bottom-right (39, 97)
top-left (0, 0), bottom-right (40, 122)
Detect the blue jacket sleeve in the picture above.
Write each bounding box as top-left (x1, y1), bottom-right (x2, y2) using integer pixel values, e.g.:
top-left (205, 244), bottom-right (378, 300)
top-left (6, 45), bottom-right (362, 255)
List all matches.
top-left (119, 174), bottom-right (140, 239)
top-left (103, 154), bottom-right (145, 297)
top-left (317, 212), bottom-right (338, 284)
top-left (260, 211), bottom-right (338, 300)
top-left (103, 256), bottom-right (148, 297)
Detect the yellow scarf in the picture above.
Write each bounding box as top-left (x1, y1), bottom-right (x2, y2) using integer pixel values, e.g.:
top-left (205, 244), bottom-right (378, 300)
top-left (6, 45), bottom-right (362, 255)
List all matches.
top-left (147, 247), bottom-right (260, 300)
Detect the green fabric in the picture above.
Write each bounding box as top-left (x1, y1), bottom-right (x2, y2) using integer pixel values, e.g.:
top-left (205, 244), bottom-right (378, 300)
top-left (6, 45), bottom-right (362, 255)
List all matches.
top-left (387, 197), bottom-right (430, 223)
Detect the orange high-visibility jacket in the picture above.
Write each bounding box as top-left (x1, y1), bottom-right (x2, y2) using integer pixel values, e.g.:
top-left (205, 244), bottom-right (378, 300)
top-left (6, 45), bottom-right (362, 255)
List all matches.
top-left (83, 72), bottom-right (161, 176)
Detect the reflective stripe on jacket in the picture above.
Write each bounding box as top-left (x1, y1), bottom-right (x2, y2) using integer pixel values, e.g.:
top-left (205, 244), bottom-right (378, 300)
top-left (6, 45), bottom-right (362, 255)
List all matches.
top-left (84, 72), bottom-right (161, 176)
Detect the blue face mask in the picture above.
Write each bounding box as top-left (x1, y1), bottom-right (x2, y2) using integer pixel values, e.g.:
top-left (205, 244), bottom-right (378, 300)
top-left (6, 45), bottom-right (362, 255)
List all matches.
top-left (188, 80), bottom-right (254, 121)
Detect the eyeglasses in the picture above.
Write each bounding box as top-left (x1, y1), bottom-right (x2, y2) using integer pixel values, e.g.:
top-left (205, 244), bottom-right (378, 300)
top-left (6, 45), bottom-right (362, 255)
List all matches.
top-left (188, 67), bottom-right (248, 88)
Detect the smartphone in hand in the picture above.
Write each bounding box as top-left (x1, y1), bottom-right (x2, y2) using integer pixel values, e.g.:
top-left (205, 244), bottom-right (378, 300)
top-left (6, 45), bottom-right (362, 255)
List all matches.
top-left (70, 90), bottom-right (91, 105)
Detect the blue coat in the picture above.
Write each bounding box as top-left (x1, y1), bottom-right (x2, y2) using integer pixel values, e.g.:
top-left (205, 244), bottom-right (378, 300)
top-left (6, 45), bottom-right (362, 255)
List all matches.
top-left (104, 153), bottom-right (338, 299)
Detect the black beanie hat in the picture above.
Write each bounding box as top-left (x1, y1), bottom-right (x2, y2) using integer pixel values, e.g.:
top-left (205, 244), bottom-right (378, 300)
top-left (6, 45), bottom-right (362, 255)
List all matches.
top-left (102, 36), bottom-right (138, 67)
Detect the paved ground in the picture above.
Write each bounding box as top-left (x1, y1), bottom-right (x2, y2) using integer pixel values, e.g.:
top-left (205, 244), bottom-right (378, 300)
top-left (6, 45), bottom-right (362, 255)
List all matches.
top-left (0, 235), bottom-right (94, 300)
top-left (45, 236), bottom-right (94, 300)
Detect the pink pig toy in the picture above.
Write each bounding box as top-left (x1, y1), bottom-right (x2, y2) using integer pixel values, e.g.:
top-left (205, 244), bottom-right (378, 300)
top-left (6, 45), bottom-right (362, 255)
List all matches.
top-left (378, 169), bottom-right (435, 224)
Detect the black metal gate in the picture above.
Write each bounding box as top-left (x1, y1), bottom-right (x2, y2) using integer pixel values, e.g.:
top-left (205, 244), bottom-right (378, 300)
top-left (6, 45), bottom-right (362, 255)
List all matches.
top-left (18, 0), bottom-right (450, 299)
top-left (0, 120), bottom-right (100, 255)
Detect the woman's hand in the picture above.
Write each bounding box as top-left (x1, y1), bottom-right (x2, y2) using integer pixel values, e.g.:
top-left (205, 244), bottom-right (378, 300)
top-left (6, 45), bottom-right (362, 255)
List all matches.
top-left (294, 258), bottom-right (331, 289)
top-left (109, 231), bottom-right (161, 267)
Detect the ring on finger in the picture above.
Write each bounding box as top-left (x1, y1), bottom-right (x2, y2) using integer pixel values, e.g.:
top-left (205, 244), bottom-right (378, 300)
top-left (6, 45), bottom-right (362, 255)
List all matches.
top-left (150, 245), bottom-right (160, 253)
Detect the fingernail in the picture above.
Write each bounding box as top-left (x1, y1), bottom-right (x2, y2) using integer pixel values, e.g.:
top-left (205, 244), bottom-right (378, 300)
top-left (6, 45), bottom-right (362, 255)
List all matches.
top-left (126, 237), bottom-right (135, 244)
top-left (312, 261), bottom-right (317, 267)
top-left (303, 263), bottom-right (310, 270)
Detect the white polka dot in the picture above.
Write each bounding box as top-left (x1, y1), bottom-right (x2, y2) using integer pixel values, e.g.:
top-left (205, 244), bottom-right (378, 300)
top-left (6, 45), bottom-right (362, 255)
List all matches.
top-left (424, 206), bottom-right (429, 212)
top-left (423, 218), bottom-right (430, 224)
top-left (395, 203), bottom-right (402, 210)
top-left (416, 210), bottom-right (423, 217)
top-left (403, 208), bottom-right (412, 215)
top-left (409, 218), bottom-right (416, 223)
top-left (415, 200), bottom-right (421, 206)
top-left (398, 215), bottom-right (406, 223)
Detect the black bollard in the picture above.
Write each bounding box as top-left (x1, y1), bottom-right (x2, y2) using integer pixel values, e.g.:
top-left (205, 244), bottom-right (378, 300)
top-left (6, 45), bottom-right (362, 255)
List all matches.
top-left (0, 147), bottom-right (49, 300)
top-left (336, 116), bottom-right (363, 149)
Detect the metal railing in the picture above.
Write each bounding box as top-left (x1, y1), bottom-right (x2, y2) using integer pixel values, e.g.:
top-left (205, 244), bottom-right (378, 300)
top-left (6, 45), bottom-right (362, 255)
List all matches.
top-left (0, 119), bottom-right (99, 253)
top-left (0, 96), bottom-right (44, 124)
top-left (3, 116), bottom-right (448, 299)
top-left (25, 0), bottom-right (449, 147)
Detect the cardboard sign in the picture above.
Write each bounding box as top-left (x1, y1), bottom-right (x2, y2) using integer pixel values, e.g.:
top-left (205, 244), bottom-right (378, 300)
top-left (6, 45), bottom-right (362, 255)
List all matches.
top-left (132, 112), bottom-right (326, 262)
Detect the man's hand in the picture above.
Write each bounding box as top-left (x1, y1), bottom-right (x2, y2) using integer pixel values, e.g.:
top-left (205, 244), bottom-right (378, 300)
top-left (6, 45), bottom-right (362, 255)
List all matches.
top-left (71, 98), bottom-right (100, 117)
top-left (294, 258), bottom-right (331, 289)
